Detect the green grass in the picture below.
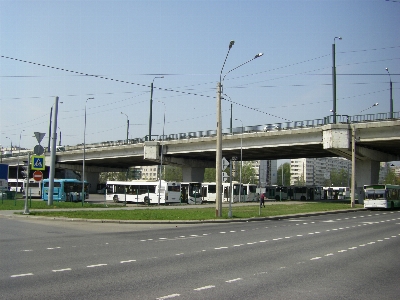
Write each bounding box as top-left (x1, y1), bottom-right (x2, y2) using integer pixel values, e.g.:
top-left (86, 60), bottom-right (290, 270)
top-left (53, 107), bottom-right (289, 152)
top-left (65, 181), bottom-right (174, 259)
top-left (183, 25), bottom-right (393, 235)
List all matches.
top-left (2, 201), bottom-right (364, 220)
top-left (0, 198), bottom-right (116, 210)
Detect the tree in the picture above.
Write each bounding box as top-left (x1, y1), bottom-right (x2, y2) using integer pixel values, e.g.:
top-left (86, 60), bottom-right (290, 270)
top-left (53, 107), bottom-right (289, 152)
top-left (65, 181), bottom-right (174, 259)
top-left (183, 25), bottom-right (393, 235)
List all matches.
top-left (163, 166), bottom-right (183, 182)
top-left (241, 162), bottom-right (258, 185)
top-left (204, 168), bottom-right (216, 182)
top-left (277, 163), bottom-right (291, 186)
top-left (330, 168), bottom-right (349, 186)
top-left (384, 167), bottom-right (399, 185)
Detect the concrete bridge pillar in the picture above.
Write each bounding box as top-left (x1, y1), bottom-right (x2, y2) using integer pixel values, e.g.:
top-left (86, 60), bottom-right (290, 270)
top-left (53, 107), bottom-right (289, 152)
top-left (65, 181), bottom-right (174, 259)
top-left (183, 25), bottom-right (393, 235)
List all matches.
top-left (182, 167), bottom-right (205, 182)
top-left (85, 172), bottom-right (100, 194)
top-left (355, 160), bottom-right (380, 203)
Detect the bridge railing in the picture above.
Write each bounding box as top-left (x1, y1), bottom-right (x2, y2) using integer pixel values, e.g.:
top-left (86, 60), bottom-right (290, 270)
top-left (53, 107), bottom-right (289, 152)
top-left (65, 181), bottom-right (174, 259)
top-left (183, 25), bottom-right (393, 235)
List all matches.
top-left (4, 111), bottom-right (399, 158)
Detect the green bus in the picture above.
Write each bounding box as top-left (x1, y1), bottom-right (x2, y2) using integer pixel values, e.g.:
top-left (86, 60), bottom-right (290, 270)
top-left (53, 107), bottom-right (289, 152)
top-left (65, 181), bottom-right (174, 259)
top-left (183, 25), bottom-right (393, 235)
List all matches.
top-left (364, 184), bottom-right (400, 209)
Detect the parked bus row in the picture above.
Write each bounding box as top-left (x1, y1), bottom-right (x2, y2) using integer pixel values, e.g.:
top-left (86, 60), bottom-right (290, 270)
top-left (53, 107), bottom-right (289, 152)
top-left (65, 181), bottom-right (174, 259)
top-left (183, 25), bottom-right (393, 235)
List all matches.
top-left (260, 185), bottom-right (350, 201)
top-left (105, 181), bottom-right (259, 205)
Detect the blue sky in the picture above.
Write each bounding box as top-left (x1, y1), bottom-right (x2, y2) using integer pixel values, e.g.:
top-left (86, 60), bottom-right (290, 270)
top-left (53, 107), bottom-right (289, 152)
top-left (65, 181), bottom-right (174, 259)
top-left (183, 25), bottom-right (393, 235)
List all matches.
top-left (1, 0), bottom-right (399, 153)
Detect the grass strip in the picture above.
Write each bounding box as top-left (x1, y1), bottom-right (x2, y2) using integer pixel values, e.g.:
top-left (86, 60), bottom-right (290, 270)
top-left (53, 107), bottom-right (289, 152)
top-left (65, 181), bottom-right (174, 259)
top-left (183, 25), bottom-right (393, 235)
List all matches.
top-left (14, 203), bottom-right (363, 220)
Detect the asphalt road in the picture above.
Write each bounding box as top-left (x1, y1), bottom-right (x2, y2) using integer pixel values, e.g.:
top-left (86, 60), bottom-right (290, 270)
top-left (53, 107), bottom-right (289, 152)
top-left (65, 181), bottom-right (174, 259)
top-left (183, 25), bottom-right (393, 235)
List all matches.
top-left (1, 209), bottom-right (399, 299)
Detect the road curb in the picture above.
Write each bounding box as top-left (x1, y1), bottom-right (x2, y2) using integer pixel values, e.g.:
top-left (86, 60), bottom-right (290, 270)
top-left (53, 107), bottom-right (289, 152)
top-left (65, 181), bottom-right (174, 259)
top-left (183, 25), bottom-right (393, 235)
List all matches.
top-left (0, 208), bottom-right (365, 224)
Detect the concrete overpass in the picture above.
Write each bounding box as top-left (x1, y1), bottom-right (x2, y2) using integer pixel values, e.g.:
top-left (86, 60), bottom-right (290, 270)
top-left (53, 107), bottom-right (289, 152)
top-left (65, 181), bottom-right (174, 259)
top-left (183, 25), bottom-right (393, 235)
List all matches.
top-left (3, 113), bottom-right (400, 193)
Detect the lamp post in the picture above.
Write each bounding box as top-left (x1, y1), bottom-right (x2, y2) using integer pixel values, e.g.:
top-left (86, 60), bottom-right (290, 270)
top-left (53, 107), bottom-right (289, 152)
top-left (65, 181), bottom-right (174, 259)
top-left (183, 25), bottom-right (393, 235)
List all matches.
top-left (16, 130), bottom-right (24, 197)
top-left (332, 36), bottom-right (342, 124)
top-left (157, 100), bottom-right (166, 205)
top-left (235, 119), bottom-right (243, 204)
top-left (82, 97), bottom-right (94, 206)
top-left (121, 112), bottom-right (129, 143)
top-left (58, 127), bottom-right (62, 146)
top-left (5, 137), bottom-right (12, 155)
top-left (385, 68), bottom-right (393, 118)
top-left (149, 76), bottom-right (164, 141)
top-left (216, 40), bottom-right (263, 217)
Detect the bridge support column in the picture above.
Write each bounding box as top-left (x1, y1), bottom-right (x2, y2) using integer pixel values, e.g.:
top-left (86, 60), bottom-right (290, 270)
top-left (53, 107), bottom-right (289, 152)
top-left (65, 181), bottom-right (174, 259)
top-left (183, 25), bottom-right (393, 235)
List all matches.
top-left (85, 172), bottom-right (100, 194)
top-left (182, 167), bottom-right (205, 182)
top-left (354, 160), bottom-right (380, 204)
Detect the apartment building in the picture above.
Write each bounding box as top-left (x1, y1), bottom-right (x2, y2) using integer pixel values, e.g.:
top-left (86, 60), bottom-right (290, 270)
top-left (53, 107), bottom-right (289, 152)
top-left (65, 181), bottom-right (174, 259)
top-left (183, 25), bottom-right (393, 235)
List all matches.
top-left (290, 157), bottom-right (351, 186)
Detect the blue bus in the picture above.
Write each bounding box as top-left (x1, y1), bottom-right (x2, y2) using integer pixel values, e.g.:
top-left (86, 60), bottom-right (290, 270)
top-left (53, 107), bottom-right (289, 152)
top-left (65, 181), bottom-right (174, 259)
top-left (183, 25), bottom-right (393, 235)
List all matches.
top-left (42, 179), bottom-right (89, 202)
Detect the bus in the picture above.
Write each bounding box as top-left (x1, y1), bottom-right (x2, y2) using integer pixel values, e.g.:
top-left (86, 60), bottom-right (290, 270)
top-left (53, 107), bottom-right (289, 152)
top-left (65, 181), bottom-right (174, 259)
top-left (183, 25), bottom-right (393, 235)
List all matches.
top-left (180, 182), bottom-right (202, 204)
top-left (200, 182), bottom-right (217, 203)
top-left (42, 179), bottom-right (89, 202)
top-left (262, 186), bottom-right (288, 201)
top-left (241, 183), bottom-right (258, 202)
top-left (364, 184), bottom-right (400, 209)
top-left (106, 180), bottom-right (181, 205)
top-left (8, 179), bottom-right (23, 193)
top-left (323, 187), bottom-right (350, 200)
top-left (23, 179), bottom-right (42, 198)
top-left (222, 182), bottom-right (242, 203)
top-left (288, 186), bottom-right (324, 201)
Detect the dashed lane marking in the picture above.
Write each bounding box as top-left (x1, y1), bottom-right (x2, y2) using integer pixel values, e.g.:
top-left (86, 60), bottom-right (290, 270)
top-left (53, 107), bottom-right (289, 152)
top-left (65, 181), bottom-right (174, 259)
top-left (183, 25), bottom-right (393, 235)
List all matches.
top-left (10, 273), bottom-right (33, 278)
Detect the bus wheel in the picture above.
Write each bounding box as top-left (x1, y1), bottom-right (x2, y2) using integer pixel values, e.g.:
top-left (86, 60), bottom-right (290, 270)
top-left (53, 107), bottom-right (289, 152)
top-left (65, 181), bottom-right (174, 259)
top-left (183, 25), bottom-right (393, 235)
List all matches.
top-left (300, 196), bottom-right (306, 201)
top-left (113, 195), bottom-right (119, 203)
top-left (275, 195), bottom-right (280, 201)
top-left (391, 201), bottom-right (395, 210)
top-left (144, 196), bottom-right (150, 205)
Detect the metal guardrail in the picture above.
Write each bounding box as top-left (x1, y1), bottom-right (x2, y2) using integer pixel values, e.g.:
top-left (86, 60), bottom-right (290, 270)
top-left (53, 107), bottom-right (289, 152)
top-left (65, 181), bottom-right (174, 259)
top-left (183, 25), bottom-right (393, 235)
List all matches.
top-left (3, 111), bottom-right (400, 156)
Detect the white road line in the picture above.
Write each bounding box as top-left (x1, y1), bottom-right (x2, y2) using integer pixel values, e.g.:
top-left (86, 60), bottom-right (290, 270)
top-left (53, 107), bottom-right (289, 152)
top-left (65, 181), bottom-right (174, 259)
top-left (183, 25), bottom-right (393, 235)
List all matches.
top-left (156, 293), bottom-right (180, 299)
top-left (325, 253), bottom-right (334, 257)
top-left (120, 260), bottom-right (136, 263)
top-left (175, 253), bottom-right (184, 256)
top-left (226, 278), bottom-right (242, 283)
top-left (194, 285), bottom-right (215, 291)
top-left (338, 250), bottom-right (347, 253)
top-left (11, 273), bottom-right (33, 278)
top-left (52, 268), bottom-right (71, 272)
top-left (87, 264), bottom-right (107, 268)
top-left (21, 249), bottom-right (33, 252)
top-left (215, 247), bottom-right (228, 250)
top-left (310, 257), bottom-right (321, 260)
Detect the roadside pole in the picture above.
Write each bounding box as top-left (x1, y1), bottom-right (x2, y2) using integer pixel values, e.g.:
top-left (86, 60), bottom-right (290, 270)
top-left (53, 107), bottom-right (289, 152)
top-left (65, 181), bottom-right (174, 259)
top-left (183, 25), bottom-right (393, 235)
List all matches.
top-left (23, 153), bottom-right (30, 215)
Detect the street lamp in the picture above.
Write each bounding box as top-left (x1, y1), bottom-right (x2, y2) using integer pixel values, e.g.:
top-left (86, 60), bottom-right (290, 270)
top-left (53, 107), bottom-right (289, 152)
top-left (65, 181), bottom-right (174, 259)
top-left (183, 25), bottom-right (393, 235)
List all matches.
top-left (216, 40), bottom-right (263, 217)
top-left (360, 102), bottom-right (379, 113)
top-left (121, 112), bottom-right (129, 143)
top-left (235, 119), bottom-right (243, 204)
top-left (149, 76), bottom-right (164, 141)
top-left (332, 36), bottom-right (342, 124)
top-left (157, 100), bottom-right (166, 205)
top-left (385, 68), bottom-right (393, 118)
top-left (82, 97), bottom-right (94, 206)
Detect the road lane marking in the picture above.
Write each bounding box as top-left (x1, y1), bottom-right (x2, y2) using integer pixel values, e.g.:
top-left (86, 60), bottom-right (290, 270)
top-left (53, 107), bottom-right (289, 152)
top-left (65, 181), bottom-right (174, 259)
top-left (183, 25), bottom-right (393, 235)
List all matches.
top-left (194, 285), bottom-right (215, 291)
top-left (11, 273), bottom-right (33, 278)
top-left (120, 260), bottom-right (136, 263)
top-left (156, 294), bottom-right (180, 299)
top-left (87, 264), bottom-right (107, 268)
top-left (226, 278), bottom-right (242, 283)
top-left (52, 268), bottom-right (71, 272)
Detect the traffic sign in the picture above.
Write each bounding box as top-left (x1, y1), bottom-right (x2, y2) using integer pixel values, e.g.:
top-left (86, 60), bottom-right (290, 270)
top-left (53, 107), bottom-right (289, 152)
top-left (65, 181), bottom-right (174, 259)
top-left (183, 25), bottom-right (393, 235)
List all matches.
top-left (222, 157), bottom-right (229, 170)
top-left (33, 171), bottom-right (43, 182)
top-left (31, 155), bottom-right (45, 170)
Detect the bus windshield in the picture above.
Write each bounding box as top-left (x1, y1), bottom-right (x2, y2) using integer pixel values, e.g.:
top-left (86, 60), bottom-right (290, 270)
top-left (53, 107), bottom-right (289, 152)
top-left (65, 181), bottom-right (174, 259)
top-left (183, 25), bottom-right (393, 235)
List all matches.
top-left (365, 190), bottom-right (385, 200)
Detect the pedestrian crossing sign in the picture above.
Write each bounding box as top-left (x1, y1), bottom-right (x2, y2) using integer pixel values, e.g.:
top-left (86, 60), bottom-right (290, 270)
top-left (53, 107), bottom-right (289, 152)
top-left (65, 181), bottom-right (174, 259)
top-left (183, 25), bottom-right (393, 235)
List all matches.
top-left (31, 155), bottom-right (45, 170)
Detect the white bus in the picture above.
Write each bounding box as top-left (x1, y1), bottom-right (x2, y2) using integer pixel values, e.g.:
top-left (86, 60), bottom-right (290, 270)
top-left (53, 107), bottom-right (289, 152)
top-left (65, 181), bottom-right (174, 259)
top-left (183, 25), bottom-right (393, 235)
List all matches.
top-left (180, 182), bottom-right (202, 204)
top-left (241, 183), bottom-right (258, 202)
top-left (106, 180), bottom-right (181, 205)
top-left (23, 179), bottom-right (42, 198)
top-left (323, 187), bottom-right (350, 200)
top-left (7, 179), bottom-right (23, 193)
top-left (364, 184), bottom-right (400, 209)
top-left (222, 182), bottom-right (242, 203)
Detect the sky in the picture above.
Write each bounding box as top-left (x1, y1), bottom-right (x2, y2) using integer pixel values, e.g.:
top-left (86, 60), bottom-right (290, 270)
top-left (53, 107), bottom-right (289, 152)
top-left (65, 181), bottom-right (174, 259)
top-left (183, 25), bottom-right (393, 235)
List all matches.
top-left (1, 0), bottom-right (399, 155)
